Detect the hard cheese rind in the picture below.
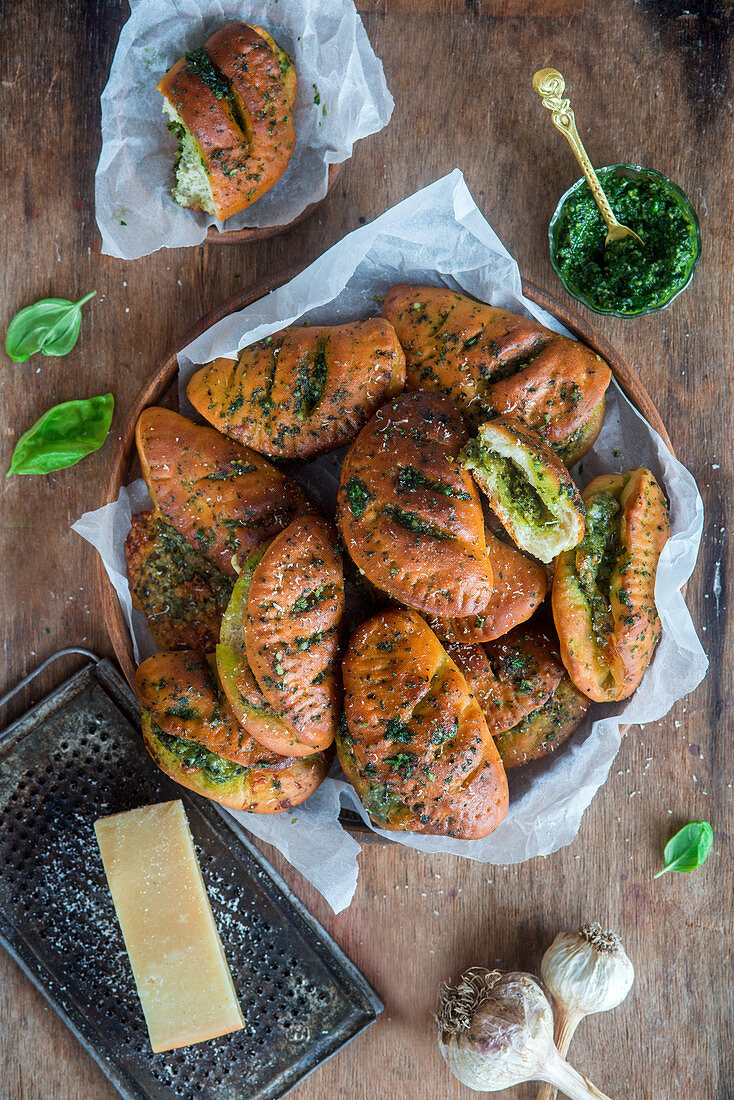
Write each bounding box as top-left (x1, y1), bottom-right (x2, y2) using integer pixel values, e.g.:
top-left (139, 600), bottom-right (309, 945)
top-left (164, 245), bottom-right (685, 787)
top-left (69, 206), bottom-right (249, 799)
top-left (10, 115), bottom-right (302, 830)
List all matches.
top-left (94, 799), bottom-right (244, 1052)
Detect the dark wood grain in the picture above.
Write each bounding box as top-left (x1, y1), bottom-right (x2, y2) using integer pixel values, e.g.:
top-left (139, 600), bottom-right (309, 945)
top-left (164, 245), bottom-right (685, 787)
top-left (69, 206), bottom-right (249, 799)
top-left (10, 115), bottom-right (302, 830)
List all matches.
top-left (1, 1), bottom-right (732, 1098)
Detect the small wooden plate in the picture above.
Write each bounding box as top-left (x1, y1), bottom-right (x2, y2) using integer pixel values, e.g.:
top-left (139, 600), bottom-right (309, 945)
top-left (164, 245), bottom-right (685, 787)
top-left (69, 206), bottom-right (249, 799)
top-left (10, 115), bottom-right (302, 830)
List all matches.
top-left (204, 164), bottom-right (342, 244)
top-left (99, 276), bottom-right (674, 840)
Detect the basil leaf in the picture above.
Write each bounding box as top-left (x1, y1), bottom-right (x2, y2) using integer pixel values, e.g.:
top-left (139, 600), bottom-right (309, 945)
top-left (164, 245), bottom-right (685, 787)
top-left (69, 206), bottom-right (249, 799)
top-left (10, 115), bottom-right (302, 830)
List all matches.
top-left (653, 820), bottom-right (713, 878)
top-left (5, 291), bottom-right (96, 362)
top-left (6, 393), bottom-right (114, 477)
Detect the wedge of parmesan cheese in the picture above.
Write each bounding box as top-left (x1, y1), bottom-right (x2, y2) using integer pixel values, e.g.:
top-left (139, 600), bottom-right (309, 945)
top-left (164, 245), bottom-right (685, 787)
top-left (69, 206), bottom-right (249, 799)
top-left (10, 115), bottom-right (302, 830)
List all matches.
top-left (94, 799), bottom-right (244, 1052)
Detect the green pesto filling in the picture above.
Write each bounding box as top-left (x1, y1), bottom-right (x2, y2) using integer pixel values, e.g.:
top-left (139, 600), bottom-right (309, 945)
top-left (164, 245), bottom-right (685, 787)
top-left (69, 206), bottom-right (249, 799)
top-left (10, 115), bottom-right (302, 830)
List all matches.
top-left (154, 724), bottom-right (246, 784)
top-left (461, 440), bottom-right (550, 527)
top-left (184, 47), bottom-right (231, 99)
top-left (133, 514), bottom-right (233, 624)
top-left (395, 466), bottom-right (471, 500)
top-left (383, 504), bottom-right (449, 540)
top-left (295, 345), bottom-right (328, 417)
top-left (574, 491), bottom-right (621, 641)
top-left (362, 783), bottom-right (409, 825)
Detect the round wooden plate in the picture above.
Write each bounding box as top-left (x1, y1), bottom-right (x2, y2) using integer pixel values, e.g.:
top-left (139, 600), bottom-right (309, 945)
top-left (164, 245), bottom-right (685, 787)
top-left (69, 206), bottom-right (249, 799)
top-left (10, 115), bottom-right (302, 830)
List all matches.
top-left (204, 164), bottom-right (342, 244)
top-left (100, 275), bottom-right (675, 837)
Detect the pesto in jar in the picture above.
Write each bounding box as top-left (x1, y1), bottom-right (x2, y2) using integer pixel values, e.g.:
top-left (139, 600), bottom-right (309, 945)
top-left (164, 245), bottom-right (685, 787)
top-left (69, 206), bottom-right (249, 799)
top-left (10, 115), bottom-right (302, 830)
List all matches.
top-left (552, 168), bottom-right (700, 315)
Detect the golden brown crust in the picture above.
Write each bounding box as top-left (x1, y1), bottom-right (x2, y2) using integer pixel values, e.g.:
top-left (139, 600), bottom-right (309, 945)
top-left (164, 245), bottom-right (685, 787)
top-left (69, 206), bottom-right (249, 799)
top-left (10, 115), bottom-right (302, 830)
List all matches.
top-left (552, 467), bottom-right (670, 702)
top-left (157, 23), bottom-right (296, 220)
top-left (494, 675), bottom-right (590, 769)
top-left (135, 408), bottom-right (310, 579)
top-left (447, 624), bottom-right (564, 738)
top-left (125, 510), bottom-right (232, 651)
top-left (187, 320), bottom-right (406, 458)
top-left (339, 607), bottom-right (508, 839)
top-left (245, 516), bottom-right (344, 751)
top-left (426, 529), bottom-right (547, 644)
top-left (337, 392), bottom-right (495, 618)
top-left (136, 651), bottom-right (329, 812)
top-left (383, 285), bottom-right (611, 443)
top-left (553, 398), bottom-right (606, 468)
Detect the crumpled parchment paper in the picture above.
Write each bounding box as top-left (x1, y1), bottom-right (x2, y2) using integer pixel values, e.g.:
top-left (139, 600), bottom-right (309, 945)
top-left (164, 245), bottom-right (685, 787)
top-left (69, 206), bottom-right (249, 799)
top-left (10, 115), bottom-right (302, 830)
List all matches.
top-left (95, 0), bottom-right (394, 258)
top-left (75, 170), bottom-right (708, 912)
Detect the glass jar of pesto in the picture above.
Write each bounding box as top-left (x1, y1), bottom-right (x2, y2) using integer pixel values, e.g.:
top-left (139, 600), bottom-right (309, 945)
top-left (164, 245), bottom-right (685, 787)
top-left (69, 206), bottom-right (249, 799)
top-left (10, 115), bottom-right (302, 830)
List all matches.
top-left (549, 164), bottom-right (701, 317)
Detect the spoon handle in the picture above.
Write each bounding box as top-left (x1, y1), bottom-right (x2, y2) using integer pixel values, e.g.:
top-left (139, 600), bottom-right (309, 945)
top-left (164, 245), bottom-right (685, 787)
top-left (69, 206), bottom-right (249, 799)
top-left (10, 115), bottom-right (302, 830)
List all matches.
top-left (532, 68), bottom-right (621, 233)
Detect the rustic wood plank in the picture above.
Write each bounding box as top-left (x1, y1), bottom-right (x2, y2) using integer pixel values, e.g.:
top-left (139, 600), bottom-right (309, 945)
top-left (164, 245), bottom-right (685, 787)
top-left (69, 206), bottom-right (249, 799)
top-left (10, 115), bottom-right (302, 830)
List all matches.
top-left (1, 0), bottom-right (732, 1098)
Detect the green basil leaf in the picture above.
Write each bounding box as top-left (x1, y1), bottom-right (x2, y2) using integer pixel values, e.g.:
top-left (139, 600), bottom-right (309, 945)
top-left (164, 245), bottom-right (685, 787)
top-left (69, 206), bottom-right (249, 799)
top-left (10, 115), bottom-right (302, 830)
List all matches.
top-left (653, 820), bottom-right (713, 878)
top-left (6, 393), bottom-right (114, 477)
top-left (5, 291), bottom-right (96, 362)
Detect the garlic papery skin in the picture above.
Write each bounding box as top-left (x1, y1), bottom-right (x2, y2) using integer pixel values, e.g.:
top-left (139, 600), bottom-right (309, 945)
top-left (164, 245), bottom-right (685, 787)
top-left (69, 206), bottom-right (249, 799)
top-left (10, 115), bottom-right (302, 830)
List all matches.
top-left (537, 923), bottom-right (634, 1100)
top-left (436, 967), bottom-right (613, 1099)
top-left (541, 923), bottom-right (635, 1021)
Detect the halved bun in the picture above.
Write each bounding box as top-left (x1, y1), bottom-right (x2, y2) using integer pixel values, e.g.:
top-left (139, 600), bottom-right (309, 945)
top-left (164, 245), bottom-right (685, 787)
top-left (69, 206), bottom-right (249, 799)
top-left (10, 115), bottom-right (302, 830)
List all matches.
top-left (461, 416), bottom-right (585, 563)
top-left (157, 23), bottom-right (296, 220)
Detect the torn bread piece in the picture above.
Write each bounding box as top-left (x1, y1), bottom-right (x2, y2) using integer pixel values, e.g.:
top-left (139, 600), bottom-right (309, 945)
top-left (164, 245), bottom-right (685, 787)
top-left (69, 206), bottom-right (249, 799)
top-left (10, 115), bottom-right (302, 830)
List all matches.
top-left (157, 23), bottom-right (296, 221)
top-left (460, 416), bottom-right (585, 563)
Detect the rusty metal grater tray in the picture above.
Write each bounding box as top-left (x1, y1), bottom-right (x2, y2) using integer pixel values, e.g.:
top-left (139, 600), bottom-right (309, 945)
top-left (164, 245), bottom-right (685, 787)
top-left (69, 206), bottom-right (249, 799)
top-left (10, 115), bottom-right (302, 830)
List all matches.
top-left (0, 654), bottom-right (381, 1100)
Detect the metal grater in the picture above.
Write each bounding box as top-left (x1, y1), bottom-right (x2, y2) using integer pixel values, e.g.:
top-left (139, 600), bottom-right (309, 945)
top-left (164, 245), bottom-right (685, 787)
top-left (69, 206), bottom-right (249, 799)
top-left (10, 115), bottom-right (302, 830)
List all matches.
top-left (0, 652), bottom-right (381, 1100)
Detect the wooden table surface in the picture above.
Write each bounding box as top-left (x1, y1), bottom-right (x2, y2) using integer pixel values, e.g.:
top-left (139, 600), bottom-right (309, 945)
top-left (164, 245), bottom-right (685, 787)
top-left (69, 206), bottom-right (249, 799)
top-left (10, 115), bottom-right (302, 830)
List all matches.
top-left (1, 2), bottom-right (732, 1097)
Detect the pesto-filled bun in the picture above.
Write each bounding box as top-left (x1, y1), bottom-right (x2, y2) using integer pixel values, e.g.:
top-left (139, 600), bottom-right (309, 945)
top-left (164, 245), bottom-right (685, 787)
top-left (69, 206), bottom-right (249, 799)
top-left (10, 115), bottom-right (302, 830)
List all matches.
top-left (136, 651), bottom-right (330, 812)
top-left (460, 415), bottom-right (585, 563)
top-left (552, 398), bottom-right (606, 468)
top-left (187, 320), bottom-right (406, 460)
top-left (339, 607), bottom-right (508, 839)
top-left (552, 467), bottom-right (670, 702)
top-left (493, 675), bottom-right (590, 769)
top-left (157, 23), bottom-right (296, 221)
top-left (447, 625), bottom-right (590, 769)
top-left (216, 516), bottom-right (345, 757)
top-left (382, 284), bottom-right (611, 442)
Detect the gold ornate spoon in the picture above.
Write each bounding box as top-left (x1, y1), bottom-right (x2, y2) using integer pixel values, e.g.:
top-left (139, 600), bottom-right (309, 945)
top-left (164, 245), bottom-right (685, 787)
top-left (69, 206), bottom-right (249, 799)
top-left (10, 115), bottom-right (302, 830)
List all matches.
top-left (532, 68), bottom-right (643, 248)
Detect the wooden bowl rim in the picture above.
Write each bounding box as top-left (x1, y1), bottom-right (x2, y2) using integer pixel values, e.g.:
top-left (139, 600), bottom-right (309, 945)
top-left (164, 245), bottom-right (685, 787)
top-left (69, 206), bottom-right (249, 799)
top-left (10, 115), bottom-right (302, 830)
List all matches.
top-left (204, 164), bottom-right (342, 244)
top-left (99, 275), bottom-right (674, 841)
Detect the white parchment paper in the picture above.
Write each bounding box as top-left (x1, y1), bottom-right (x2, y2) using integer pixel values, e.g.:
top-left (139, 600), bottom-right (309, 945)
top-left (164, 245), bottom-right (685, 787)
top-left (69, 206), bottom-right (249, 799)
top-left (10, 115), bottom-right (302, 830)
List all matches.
top-left (75, 171), bottom-right (708, 912)
top-left (95, 0), bottom-right (393, 259)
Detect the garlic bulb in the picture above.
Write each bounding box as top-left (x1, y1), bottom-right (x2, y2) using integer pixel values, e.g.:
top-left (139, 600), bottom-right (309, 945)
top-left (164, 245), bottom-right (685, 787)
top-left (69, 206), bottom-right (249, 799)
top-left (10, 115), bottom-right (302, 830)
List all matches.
top-left (537, 923), bottom-right (634, 1100)
top-left (436, 967), bottom-right (613, 1099)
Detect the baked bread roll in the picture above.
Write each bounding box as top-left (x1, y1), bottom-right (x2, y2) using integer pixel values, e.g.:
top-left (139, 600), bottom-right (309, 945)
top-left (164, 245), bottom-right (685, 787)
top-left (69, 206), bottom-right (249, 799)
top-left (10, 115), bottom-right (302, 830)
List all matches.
top-left (126, 510), bottom-right (232, 651)
top-left (135, 408), bottom-right (310, 578)
top-left (157, 23), bottom-right (296, 220)
top-left (426, 528), bottom-right (547, 644)
top-left (448, 625), bottom-right (590, 768)
top-left (339, 608), bottom-right (508, 838)
top-left (382, 285), bottom-right (611, 447)
top-left (493, 676), bottom-right (590, 769)
top-left (553, 398), bottom-right (606, 467)
top-left (187, 320), bottom-right (406, 458)
top-left (460, 416), bottom-right (585, 563)
top-left (137, 652), bottom-right (330, 811)
top-left (217, 516), bottom-right (344, 755)
top-left (552, 467), bottom-right (670, 702)
top-left (446, 626), bottom-right (564, 738)
top-left (337, 392), bottom-right (495, 618)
